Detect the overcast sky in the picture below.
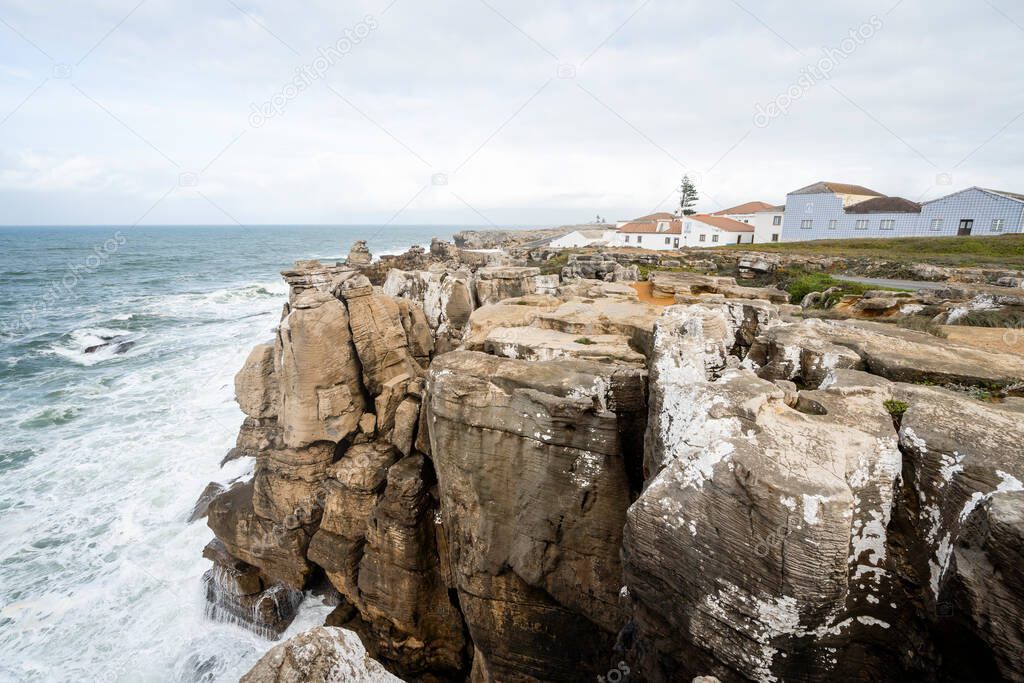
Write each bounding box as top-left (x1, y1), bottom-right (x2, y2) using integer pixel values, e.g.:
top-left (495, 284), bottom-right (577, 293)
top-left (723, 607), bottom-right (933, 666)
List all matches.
top-left (0, 0), bottom-right (1021, 226)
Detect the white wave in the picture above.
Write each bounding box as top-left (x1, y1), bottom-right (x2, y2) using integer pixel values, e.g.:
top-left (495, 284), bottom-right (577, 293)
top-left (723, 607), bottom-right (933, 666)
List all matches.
top-left (47, 327), bottom-right (142, 366)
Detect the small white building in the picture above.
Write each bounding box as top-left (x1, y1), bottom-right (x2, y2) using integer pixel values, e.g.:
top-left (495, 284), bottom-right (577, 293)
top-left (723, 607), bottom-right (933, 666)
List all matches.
top-left (614, 216), bottom-right (683, 250)
top-left (547, 228), bottom-right (612, 249)
top-left (679, 214), bottom-right (755, 247)
top-left (712, 201), bottom-right (785, 244)
top-left (711, 201), bottom-right (776, 225)
top-left (750, 205), bottom-right (785, 243)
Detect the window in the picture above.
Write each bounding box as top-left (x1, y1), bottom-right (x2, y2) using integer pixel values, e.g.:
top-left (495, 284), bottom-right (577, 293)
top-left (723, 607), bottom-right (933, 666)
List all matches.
top-left (624, 235), bottom-right (630, 243)
top-left (930, 218), bottom-right (943, 231)
top-left (772, 215), bottom-right (782, 226)
top-left (684, 222), bottom-right (692, 234)
top-left (673, 238), bottom-right (679, 247)
top-left (992, 219), bottom-right (1005, 232)
top-left (771, 233), bottom-right (779, 242)
top-left (800, 219), bottom-right (813, 230)
top-left (712, 234), bottom-right (719, 243)
top-left (636, 235), bottom-right (642, 243)
top-left (880, 219), bottom-right (895, 231)
top-left (855, 219), bottom-right (869, 230)
top-left (828, 219), bottom-right (838, 230)
top-left (664, 237), bottom-right (671, 245)
top-left (699, 234), bottom-right (706, 242)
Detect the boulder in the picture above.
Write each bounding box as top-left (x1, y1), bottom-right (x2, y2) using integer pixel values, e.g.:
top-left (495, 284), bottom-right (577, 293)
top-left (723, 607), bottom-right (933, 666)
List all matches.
top-left (235, 343), bottom-right (279, 418)
top-left (474, 266), bottom-right (559, 305)
top-left (347, 240), bottom-right (373, 266)
top-left (239, 627), bottom-right (396, 683)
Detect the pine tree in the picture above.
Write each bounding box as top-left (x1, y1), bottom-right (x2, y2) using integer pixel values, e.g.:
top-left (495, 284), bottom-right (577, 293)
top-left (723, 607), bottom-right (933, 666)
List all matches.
top-left (679, 175), bottom-right (698, 216)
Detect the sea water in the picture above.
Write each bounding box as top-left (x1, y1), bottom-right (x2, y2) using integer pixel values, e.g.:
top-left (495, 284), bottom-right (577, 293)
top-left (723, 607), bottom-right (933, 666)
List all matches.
top-left (0, 225), bottom-right (461, 682)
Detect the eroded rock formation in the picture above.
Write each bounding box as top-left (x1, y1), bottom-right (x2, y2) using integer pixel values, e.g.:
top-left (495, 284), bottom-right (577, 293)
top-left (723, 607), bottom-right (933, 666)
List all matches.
top-left (208, 247), bottom-right (1024, 683)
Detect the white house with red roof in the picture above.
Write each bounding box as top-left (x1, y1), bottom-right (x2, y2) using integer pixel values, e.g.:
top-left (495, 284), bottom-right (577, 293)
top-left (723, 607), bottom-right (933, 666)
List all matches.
top-left (611, 213), bottom-right (754, 250)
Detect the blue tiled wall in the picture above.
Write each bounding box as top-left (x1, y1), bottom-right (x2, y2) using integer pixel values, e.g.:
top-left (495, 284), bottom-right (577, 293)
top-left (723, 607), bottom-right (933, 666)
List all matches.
top-left (780, 188), bottom-right (1024, 241)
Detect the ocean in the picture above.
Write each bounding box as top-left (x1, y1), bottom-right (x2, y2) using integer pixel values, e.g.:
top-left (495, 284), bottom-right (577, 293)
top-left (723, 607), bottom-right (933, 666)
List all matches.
top-left (0, 225), bottom-right (462, 682)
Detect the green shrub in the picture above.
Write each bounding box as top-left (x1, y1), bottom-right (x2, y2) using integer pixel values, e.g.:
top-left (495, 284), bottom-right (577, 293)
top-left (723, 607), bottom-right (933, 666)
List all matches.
top-left (786, 272), bottom-right (837, 305)
top-left (575, 337), bottom-right (595, 345)
top-left (784, 269), bottom-right (908, 306)
top-left (883, 399), bottom-right (909, 417)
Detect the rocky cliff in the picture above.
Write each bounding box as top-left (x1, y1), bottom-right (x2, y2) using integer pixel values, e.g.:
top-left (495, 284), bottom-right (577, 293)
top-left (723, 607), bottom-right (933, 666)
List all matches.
top-left (201, 250), bottom-right (1024, 682)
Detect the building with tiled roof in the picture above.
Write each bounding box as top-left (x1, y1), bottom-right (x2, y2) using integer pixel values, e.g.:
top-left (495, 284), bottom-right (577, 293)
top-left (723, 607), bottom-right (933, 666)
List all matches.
top-left (782, 181), bottom-right (1024, 241)
top-left (612, 213), bottom-right (753, 249)
top-left (712, 201), bottom-right (777, 217)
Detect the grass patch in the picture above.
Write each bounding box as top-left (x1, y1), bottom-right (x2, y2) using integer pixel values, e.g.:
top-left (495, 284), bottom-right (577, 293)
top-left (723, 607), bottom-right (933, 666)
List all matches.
top-left (883, 399), bottom-right (909, 417)
top-left (723, 234), bottom-right (1024, 268)
top-left (575, 337), bottom-right (595, 345)
top-left (951, 308), bottom-right (1024, 328)
top-left (534, 252), bottom-right (570, 275)
top-left (782, 270), bottom-right (903, 306)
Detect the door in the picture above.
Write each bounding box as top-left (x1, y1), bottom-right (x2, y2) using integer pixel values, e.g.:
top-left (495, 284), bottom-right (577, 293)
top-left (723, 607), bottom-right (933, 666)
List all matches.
top-left (958, 219), bottom-right (973, 236)
top-left (737, 235), bottom-right (742, 244)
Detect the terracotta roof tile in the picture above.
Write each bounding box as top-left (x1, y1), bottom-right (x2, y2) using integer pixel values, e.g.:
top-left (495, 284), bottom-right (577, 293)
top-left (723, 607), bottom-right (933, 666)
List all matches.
top-left (687, 214), bottom-right (754, 233)
top-left (712, 201), bottom-right (776, 215)
top-left (618, 219), bottom-right (682, 234)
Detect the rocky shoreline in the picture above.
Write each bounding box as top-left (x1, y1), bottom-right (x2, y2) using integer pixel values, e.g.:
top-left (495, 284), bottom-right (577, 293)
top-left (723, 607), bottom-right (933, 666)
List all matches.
top-left (196, 237), bottom-right (1024, 682)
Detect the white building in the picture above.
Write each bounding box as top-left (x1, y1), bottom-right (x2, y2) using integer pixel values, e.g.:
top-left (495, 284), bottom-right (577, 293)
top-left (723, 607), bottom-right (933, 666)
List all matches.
top-left (546, 228), bottom-right (612, 249)
top-left (711, 201), bottom-right (776, 225)
top-left (750, 205), bottom-right (785, 243)
top-left (611, 213), bottom-right (754, 250)
top-left (713, 201), bottom-right (785, 244)
top-left (680, 214), bottom-right (755, 247)
top-left (614, 216), bottom-right (683, 250)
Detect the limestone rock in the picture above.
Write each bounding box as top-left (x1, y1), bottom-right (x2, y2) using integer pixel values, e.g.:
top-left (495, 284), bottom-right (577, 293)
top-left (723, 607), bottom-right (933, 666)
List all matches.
top-left (461, 296), bottom-right (563, 349)
top-left (749, 317), bottom-right (1024, 388)
top-left (206, 480), bottom-right (314, 588)
top-left (276, 293), bottom-right (366, 447)
top-left (235, 342), bottom-right (279, 418)
top-left (626, 304), bottom-right (904, 681)
top-left (474, 266), bottom-right (559, 305)
top-left (251, 442), bottom-right (334, 524)
top-left (484, 326), bottom-right (645, 364)
top-left (240, 627), bottom-right (396, 683)
top-left (341, 285), bottom-right (422, 396)
top-left (427, 350), bottom-right (647, 680)
top-left (893, 385), bottom-right (1024, 681)
top-left (650, 270), bottom-right (788, 304)
top-left (347, 240), bottom-right (373, 266)
top-left (281, 261), bottom-right (356, 306)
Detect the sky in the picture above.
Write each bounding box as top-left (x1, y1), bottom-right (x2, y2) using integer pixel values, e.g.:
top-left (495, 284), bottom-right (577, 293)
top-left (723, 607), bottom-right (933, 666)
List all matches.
top-left (0, 0), bottom-right (1022, 226)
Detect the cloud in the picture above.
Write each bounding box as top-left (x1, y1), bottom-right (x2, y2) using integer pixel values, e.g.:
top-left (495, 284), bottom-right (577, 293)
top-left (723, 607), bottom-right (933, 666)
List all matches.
top-left (0, 0), bottom-right (1022, 224)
